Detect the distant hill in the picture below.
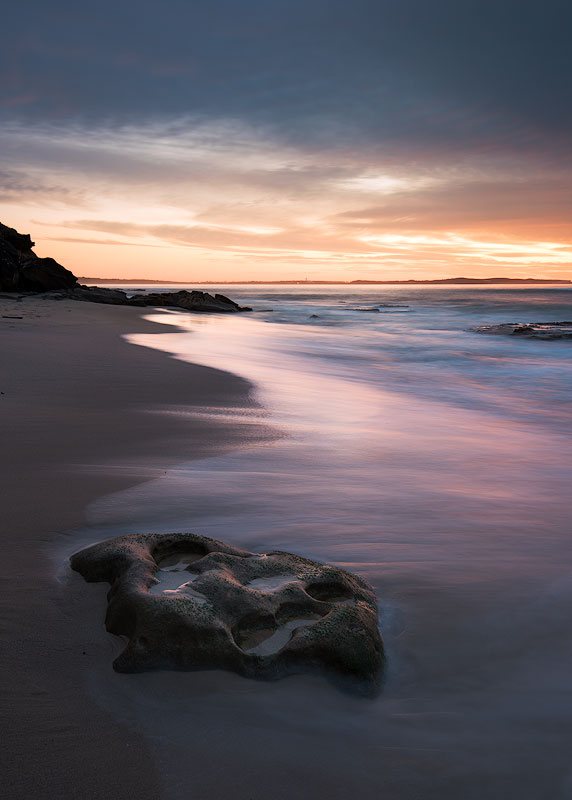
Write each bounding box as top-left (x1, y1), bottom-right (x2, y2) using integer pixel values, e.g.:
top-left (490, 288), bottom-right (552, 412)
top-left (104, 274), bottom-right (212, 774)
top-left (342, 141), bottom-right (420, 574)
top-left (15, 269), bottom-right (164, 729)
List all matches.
top-left (78, 276), bottom-right (571, 285)
top-left (350, 277), bottom-right (571, 285)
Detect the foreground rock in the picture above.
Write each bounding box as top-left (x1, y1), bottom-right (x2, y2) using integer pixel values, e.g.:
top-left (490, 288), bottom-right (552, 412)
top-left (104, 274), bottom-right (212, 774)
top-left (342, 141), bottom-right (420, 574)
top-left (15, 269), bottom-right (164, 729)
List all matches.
top-left (473, 322), bottom-right (572, 340)
top-left (71, 533), bottom-right (384, 693)
top-left (0, 222), bottom-right (77, 292)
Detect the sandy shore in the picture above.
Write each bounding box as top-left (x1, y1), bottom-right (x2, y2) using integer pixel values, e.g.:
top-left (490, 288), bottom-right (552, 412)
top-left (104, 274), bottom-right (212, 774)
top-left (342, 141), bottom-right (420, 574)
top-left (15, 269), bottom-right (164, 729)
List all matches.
top-left (0, 295), bottom-right (269, 799)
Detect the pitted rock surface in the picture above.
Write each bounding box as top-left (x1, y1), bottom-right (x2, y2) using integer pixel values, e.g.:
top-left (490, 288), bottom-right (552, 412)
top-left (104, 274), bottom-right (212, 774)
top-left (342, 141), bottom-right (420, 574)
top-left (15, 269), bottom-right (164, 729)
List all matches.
top-left (71, 533), bottom-right (383, 692)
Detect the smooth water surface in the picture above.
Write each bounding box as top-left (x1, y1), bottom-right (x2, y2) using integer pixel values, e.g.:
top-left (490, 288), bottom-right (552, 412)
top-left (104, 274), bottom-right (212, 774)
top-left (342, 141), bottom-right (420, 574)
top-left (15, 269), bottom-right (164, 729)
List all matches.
top-left (72, 286), bottom-right (572, 799)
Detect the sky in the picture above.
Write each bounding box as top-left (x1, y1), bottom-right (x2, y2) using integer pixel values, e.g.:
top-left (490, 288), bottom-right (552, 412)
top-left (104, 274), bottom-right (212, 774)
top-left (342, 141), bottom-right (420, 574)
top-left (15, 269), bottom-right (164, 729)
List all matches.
top-left (1, 0), bottom-right (571, 281)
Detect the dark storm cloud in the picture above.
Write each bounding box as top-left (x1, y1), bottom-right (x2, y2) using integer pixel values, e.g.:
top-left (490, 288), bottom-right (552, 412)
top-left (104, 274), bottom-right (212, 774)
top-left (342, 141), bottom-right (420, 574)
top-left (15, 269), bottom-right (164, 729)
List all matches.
top-left (1, 0), bottom-right (571, 154)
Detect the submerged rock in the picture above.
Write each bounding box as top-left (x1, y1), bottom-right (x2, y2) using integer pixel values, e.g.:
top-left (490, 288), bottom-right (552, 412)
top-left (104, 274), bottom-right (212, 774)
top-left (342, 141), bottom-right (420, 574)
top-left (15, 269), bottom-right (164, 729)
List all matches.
top-left (71, 533), bottom-right (383, 693)
top-left (473, 322), bottom-right (572, 340)
top-left (352, 304), bottom-right (409, 312)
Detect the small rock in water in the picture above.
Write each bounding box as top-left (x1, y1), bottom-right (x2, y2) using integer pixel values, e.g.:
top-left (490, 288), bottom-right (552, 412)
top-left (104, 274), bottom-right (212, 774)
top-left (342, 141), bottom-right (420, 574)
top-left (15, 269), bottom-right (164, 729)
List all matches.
top-left (473, 321), bottom-right (572, 340)
top-left (352, 304), bottom-right (409, 312)
top-left (71, 532), bottom-right (384, 693)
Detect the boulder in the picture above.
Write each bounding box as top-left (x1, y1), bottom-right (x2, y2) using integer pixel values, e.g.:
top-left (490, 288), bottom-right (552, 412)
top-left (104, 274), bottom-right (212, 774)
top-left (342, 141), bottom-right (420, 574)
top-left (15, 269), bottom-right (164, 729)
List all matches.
top-left (19, 257), bottom-right (78, 292)
top-left (69, 286), bottom-right (131, 304)
top-left (71, 532), bottom-right (384, 693)
top-left (68, 286), bottom-right (251, 312)
top-left (128, 289), bottom-right (250, 313)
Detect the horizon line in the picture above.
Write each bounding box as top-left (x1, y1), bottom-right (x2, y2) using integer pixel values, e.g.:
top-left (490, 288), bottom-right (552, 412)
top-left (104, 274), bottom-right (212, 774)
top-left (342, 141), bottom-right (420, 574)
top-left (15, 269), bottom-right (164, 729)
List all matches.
top-left (77, 276), bottom-right (572, 285)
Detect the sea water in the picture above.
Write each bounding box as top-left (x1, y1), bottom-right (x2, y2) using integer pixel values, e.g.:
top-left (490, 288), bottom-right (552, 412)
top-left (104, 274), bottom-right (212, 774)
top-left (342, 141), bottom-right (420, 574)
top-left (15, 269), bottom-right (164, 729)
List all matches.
top-left (74, 285), bottom-right (572, 799)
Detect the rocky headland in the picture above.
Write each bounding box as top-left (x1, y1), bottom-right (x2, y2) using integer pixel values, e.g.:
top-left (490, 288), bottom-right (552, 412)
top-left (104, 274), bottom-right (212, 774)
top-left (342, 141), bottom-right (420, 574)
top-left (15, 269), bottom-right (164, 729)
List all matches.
top-left (0, 221), bottom-right (250, 312)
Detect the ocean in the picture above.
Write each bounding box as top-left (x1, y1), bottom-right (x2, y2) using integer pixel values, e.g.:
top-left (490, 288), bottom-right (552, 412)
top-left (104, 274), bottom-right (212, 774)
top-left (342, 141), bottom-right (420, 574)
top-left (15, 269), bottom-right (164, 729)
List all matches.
top-left (70, 285), bottom-right (572, 799)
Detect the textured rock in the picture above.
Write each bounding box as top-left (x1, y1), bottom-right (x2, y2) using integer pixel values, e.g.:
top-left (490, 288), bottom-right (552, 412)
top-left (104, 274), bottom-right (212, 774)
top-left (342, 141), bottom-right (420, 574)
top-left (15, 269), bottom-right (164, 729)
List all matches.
top-left (127, 289), bottom-right (250, 312)
top-left (0, 222), bottom-right (34, 252)
top-left (473, 322), bottom-right (572, 340)
top-left (67, 286), bottom-right (251, 312)
top-left (71, 533), bottom-right (383, 693)
top-left (18, 257), bottom-right (78, 292)
top-left (68, 286), bottom-right (132, 304)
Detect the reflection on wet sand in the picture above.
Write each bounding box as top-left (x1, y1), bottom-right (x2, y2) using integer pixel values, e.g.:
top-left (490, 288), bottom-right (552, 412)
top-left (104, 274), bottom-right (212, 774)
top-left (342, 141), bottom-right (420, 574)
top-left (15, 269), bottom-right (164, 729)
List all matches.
top-left (77, 288), bottom-right (572, 799)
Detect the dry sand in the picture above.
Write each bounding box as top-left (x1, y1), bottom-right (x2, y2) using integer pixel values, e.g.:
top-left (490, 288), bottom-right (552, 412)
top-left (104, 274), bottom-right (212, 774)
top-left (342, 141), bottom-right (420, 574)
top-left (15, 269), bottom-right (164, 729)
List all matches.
top-left (0, 295), bottom-right (269, 799)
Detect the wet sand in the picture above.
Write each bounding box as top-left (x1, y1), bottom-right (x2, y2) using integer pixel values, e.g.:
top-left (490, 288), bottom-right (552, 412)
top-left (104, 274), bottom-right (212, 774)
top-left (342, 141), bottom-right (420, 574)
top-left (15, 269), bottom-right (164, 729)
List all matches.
top-left (90, 304), bottom-right (572, 800)
top-left (0, 296), bottom-right (270, 799)
top-left (4, 289), bottom-right (572, 799)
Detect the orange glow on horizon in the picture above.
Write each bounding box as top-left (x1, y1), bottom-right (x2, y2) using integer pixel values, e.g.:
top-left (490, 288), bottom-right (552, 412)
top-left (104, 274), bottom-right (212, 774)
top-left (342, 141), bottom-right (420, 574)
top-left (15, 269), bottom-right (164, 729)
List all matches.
top-left (1, 120), bottom-right (570, 282)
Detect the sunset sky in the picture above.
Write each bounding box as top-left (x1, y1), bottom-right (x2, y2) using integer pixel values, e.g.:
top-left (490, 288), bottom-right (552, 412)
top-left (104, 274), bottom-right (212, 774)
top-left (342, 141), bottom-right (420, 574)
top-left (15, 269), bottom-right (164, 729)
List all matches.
top-left (1, 0), bottom-right (571, 281)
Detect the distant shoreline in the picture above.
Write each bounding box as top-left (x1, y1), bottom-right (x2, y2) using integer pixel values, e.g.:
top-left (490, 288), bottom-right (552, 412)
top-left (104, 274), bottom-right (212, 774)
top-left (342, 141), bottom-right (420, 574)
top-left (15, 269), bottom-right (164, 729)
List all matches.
top-left (78, 277), bottom-right (572, 286)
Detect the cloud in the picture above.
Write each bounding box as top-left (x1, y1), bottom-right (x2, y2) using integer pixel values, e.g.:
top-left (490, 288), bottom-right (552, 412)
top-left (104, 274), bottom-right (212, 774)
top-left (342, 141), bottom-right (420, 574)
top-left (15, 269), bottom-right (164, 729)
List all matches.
top-left (1, 1), bottom-right (571, 156)
top-left (332, 175), bottom-right (572, 234)
top-left (44, 235), bottom-right (165, 247)
top-left (0, 166), bottom-right (84, 206)
top-left (1, 114), bottom-right (571, 278)
top-left (1, 0), bottom-right (571, 282)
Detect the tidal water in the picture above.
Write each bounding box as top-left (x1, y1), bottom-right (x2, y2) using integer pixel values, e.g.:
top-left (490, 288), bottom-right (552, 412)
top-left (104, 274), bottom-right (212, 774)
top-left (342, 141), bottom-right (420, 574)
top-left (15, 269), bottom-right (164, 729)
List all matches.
top-left (70, 286), bottom-right (572, 799)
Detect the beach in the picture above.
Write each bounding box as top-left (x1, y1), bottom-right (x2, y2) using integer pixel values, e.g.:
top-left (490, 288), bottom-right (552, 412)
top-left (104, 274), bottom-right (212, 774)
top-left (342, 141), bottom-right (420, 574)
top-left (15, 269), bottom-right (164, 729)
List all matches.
top-left (3, 285), bottom-right (572, 800)
top-left (2, 1), bottom-right (571, 795)
top-left (0, 296), bottom-right (270, 799)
